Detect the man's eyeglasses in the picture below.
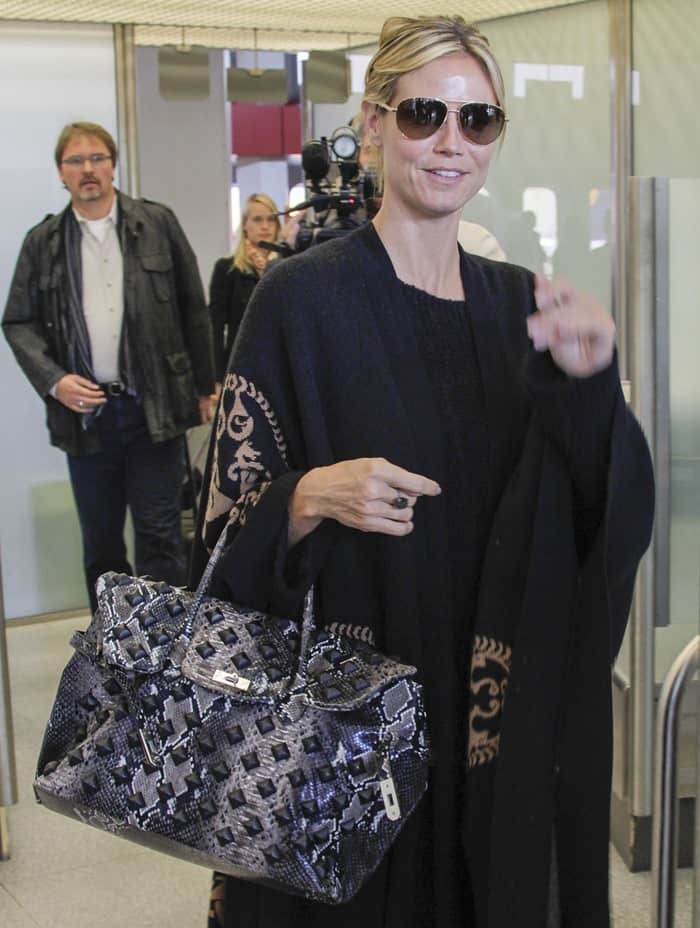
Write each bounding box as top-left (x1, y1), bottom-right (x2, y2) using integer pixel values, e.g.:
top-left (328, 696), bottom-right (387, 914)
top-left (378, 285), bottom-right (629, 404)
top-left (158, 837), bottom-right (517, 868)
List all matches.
top-left (61, 153), bottom-right (112, 167)
top-left (378, 98), bottom-right (507, 146)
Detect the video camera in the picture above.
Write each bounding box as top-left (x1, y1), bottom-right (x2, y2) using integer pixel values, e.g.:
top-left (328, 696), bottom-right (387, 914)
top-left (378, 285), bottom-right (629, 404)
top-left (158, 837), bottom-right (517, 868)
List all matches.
top-left (259, 125), bottom-right (376, 258)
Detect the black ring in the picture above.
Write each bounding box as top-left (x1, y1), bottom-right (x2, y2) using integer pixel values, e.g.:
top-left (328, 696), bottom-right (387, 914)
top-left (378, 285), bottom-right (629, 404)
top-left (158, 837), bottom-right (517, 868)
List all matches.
top-left (391, 495), bottom-right (409, 510)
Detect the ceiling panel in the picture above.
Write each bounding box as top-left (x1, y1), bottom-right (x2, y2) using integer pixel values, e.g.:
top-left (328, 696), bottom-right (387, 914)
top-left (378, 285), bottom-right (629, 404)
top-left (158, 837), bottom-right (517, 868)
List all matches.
top-left (0, 0), bottom-right (591, 49)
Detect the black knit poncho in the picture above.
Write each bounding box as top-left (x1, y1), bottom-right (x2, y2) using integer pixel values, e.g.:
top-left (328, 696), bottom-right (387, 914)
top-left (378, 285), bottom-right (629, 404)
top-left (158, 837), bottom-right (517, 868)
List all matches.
top-left (192, 223), bottom-right (654, 928)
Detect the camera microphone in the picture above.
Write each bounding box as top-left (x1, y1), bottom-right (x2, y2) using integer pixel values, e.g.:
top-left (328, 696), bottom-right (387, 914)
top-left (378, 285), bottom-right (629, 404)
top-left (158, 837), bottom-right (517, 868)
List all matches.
top-left (257, 241), bottom-right (294, 257)
top-left (279, 193), bottom-right (336, 214)
top-left (301, 140), bottom-right (330, 184)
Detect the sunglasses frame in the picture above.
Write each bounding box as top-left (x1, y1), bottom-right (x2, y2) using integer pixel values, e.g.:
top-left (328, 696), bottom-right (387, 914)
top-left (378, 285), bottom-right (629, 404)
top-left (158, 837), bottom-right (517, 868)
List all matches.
top-left (378, 97), bottom-right (507, 146)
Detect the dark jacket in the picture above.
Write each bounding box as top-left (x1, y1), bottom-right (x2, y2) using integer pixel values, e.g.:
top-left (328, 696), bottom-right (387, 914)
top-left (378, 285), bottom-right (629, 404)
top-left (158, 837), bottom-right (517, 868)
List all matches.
top-left (2, 191), bottom-right (216, 455)
top-left (208, 257), bottom-right (259, 382)
top-left (191, 224), bottom-right (654, 927)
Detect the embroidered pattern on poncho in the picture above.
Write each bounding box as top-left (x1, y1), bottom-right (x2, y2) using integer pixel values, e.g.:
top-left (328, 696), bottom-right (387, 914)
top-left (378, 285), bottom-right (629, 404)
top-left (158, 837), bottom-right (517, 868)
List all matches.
top-left (204, 372), bottom-right (288, 550)
top-left (468, 635), bottom-right (512, 769)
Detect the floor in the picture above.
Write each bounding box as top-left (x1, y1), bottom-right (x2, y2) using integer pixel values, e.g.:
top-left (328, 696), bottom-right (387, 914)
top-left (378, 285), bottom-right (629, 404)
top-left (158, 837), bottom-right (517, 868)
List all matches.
top-left (0, 615), bottom-right (694, 927)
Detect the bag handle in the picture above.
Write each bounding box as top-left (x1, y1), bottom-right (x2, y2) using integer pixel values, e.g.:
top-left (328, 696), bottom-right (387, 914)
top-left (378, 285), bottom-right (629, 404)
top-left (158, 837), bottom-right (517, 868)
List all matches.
top-left (184, 524), bottom-right (317, 659)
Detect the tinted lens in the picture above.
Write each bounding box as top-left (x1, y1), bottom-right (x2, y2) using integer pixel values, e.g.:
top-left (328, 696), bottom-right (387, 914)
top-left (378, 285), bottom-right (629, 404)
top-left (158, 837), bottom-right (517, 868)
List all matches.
top-left (395, 97), bottom-right (448, 139)
top-left (459, 103), bottom-right (505, 145)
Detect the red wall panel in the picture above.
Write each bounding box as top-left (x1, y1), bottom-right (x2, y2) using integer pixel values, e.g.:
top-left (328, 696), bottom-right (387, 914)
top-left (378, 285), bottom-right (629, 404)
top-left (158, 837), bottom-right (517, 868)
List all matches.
top-left (231, 103), bottom-right (282, 156)
top-left (282, 104), bottom-right (302, 154)
top-left (231, 103), bottom-right (302, 156)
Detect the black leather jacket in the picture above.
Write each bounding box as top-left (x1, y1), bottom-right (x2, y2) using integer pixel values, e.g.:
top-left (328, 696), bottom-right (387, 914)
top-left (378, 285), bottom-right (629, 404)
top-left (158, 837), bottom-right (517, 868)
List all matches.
top-left (2, 191), bottom-right (215, 455)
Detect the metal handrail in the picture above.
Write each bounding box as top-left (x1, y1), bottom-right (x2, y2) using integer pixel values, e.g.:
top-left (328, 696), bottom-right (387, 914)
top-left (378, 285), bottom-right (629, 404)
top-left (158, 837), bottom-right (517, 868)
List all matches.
top-left (651, 634), bottom-right (700, 927)
top-left (0, 549), bottom-right (19, 859)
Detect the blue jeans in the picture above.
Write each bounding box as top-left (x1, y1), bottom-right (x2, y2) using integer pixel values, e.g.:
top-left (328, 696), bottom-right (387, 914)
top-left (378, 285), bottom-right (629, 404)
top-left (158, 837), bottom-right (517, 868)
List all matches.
top-left (67, 394), bottom-right (186, 612)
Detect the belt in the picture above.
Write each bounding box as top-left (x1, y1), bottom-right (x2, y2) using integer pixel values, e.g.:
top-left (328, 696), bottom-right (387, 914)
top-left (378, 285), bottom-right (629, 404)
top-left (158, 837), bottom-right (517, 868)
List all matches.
top-left (99, 381), bottom-right (127, 396)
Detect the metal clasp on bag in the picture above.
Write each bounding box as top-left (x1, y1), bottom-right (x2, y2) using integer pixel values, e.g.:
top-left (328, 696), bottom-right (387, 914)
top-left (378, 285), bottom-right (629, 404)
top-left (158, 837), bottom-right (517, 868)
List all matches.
top-left (138, 730), bottom-right (162, 768)
top-left (212, 668), bottom-right (251, 692)
top-left (379, 775), bottom-right (401, 821)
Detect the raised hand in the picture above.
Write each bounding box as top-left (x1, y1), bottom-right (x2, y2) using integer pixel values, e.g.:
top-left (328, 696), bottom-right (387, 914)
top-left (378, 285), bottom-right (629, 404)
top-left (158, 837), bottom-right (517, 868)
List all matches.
top-left (527, 273), bottom-right (616, 378)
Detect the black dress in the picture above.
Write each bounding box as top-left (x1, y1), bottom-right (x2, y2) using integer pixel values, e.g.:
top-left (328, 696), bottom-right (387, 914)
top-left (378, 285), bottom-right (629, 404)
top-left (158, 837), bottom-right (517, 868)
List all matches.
top-left (208, 258), bottom-right (259, 382)
top-left (210, 282), bottom-right (492, 927)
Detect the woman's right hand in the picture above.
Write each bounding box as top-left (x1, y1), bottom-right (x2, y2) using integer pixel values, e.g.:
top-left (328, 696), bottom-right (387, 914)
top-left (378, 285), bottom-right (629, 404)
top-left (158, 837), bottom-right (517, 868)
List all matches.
top-left (288, 457), bottom-right (441, 546)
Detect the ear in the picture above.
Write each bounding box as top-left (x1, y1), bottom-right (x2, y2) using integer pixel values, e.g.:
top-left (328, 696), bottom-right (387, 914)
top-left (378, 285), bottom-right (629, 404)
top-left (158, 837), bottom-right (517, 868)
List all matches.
top-left (361, 100), bottom-right (383, 147)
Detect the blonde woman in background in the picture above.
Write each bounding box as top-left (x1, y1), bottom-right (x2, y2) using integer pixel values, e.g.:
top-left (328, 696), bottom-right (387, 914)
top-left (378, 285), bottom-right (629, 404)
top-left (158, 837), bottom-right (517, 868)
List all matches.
top-left (208, 193), bottom-right (282, 385)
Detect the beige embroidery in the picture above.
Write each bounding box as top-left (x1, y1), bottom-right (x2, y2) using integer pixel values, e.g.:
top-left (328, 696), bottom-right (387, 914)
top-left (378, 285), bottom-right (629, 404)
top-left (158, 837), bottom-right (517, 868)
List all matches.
top-left (468, 635), bottom-right (512, 769)
top-left (224, 480), bottom-right (271, 531)
top-left (205, 373), bottom-right (288, 541)
top-left (220, 372), bottom-right (288, 461)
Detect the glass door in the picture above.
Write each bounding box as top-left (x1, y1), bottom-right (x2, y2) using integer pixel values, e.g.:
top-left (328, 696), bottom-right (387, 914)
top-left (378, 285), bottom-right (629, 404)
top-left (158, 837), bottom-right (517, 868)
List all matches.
top-left (474, 0), bottom-right (700, 921)
top-left (469, 0), bottom-right (612, 301)
top-left (617, 1), bottom-right (700, 922)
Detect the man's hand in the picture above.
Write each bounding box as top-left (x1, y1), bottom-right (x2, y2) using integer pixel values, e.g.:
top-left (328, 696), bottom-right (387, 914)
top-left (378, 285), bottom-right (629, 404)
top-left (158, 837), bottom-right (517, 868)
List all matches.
top-left (54, 374), bottom-right (106, 413)
top-left (288, 457), bottom-right (441, 546)
top-left (527, 274), bottom-right (616, 378)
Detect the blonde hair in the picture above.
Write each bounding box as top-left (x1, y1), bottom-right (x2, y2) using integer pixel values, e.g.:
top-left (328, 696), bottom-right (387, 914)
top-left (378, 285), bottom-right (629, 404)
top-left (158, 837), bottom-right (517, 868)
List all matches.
top-left (365, 15), bottom-right (505, 110)
top-left (363, 15), bottom-right (506, 183)
top-left (233, 193), bottom-right (282, 273)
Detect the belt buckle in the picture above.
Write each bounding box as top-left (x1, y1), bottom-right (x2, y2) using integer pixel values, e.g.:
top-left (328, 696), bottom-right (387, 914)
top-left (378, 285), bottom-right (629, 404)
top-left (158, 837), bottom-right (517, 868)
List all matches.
top-left (105, 382), bottom-right (122, 396)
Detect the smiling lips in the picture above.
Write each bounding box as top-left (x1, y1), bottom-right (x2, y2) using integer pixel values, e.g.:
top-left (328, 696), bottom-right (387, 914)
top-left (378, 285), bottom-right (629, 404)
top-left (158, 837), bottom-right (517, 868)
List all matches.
top-left (426, 168), bottom-right (465, 179)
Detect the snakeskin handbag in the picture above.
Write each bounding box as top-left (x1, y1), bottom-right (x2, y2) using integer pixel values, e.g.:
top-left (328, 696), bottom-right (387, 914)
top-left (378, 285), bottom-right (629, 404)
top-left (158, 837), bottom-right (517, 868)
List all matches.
top-left (34, 531), bottom-right (430, 904)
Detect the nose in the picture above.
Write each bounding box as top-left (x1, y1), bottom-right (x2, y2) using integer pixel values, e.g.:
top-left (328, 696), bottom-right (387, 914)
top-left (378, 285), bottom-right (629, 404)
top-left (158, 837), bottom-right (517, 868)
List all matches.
top-left (433, 109), bottom-right (464, 155)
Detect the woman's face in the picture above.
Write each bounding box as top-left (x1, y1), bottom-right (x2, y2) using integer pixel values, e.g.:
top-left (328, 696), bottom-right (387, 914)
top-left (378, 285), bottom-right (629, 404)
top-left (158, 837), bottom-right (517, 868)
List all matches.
top-left (368, 52), bottom-right (499, 222)
top-left (243, 200), bottom-right (278, 244)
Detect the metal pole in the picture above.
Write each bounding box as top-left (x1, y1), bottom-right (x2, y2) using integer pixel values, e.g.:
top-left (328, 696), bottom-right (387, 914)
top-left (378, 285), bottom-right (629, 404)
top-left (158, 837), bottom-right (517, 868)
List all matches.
top-left (114, 24), bottom-right (140, 198)
top-left (651, 635), bottom-right (700, 928)
top-left (609, 0), bottom-right (632, 380)
top-left (650, 179), bottom-right (671, 630)
top-left (0, 550), bottom-right (18, 860)
top-left (628, 176), bottom-right (664, 818)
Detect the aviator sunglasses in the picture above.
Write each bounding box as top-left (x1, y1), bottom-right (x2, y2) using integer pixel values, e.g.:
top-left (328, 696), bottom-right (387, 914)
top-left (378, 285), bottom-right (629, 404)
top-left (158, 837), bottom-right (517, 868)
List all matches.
top-left (378, 97), bottom-right (507, 146)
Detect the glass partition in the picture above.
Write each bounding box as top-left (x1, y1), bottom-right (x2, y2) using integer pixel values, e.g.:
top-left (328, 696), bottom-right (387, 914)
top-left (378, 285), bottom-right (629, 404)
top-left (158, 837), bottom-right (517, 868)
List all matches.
top-left (632, 0), bottom-right (700, 684)
top-left (472, 0), bottom-right (611, 310)
top-left (629, 0), bottom-right (700, 905)
top-left (0, 21), bottom-right (118, 618)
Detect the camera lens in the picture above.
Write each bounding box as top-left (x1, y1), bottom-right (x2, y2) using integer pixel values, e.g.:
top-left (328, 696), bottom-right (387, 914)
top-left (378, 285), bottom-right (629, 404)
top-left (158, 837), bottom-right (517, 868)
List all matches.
top-left (330, 127), bottom-right (358, 161)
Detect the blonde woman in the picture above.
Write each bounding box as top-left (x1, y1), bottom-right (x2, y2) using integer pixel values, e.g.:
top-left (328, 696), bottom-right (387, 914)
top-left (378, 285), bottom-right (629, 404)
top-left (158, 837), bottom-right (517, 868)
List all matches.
top-left (209, 193), bottom-right (281, 383)
top-left (195, 15), bottom-right (653, 927)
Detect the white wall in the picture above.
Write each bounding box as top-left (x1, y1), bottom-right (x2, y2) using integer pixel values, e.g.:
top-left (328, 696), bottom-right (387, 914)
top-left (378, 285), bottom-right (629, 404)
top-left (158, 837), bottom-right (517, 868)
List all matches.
top-left (134, 47), bottom-right (230, 298)
top-left (232, 50), bottom-right (290, 222)
top-left (0, 21), bottom-right (118, 618)
top-left (236, 159), bottom-right (290, 222)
